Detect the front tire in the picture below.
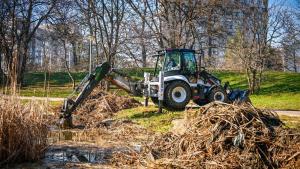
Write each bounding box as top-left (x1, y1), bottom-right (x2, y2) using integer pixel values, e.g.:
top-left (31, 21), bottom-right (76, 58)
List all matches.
top-left (208, 87), bottom-right (229, 103)
top-left (164, 81), bottom-right (191, 110)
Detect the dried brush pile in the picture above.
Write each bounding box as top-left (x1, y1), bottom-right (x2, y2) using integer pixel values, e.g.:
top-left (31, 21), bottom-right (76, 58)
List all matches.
top-left (73, 88), bottom-right (141, 127)
top-left (145, 102), bottom-right (300, 168)
top-left (0, 97), bottom-right (48, 165)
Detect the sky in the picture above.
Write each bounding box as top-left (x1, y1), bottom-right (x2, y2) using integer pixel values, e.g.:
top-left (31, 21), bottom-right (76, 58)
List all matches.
top-left (269, 0), bottom-right (299, 8)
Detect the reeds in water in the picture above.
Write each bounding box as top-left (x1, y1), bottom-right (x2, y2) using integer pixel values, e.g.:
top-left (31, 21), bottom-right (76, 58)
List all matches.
top-left (0, 96), bottom-right (48, 165)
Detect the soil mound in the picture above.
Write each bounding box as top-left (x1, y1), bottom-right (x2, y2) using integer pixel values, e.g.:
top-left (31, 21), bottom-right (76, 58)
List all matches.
top-left (146, 102), bottom-right (300, 168)
top-left (73, 88), bottom-right (141, 127)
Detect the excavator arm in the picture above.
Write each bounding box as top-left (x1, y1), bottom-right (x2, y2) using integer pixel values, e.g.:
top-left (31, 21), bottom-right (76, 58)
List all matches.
top-left (60, 62), bottom-right (143, 128)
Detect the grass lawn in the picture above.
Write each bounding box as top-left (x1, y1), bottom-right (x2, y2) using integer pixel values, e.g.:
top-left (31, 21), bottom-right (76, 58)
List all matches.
top-left (1, 72), bottom-right (87, 98)
top-left (116, 106), bottom-right (184, 133)
top-left (213, 71), bottom-right (300, 110)
top-left (279, 115), bottom-right (300, 129)
top-left (1, 69), bottom-right (299, 110)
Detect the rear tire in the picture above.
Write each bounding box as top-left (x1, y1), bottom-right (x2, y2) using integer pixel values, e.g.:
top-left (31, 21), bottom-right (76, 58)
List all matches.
top-left (164, 81), bottom-right (191, 110)
top-left (208, 87), bottom-right (229, 103)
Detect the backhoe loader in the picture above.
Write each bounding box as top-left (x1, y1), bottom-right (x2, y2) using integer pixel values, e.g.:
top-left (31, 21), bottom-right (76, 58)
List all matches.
top-left (60, 48), bottom-right (249, 128)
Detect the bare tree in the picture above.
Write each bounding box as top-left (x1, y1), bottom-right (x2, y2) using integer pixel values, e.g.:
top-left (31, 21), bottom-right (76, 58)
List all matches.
top-left (50, 1), bottom-right (81, 89)
top-left (280, 1), bottom-right (300, 72)
top-left (0, 0), bottom-right (56, 94)
top-left (88, 0), bottom-right (125, 65)
top-left (126, 0), bottom-right (242, 68)
top-left (126, 0), bottom-right (200, 49)
top-left (226, 1), bottom-right (287, 93)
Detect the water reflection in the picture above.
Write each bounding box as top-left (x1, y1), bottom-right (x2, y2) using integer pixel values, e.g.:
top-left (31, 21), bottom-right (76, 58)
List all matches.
top-left (44, 146), bottom-right (113, 164)
top-left (9, 128), bottom-right (140, 168)
top-left (48, 129), bottom-right (99, 144)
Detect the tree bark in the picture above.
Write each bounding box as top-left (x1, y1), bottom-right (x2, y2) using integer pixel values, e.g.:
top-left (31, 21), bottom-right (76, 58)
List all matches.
top-left (72, 41), bottom-right (77, 66)
top-left (63, 41), bottom-right (75, 89)
top-left (141, 44), bottom-right (147, 67)
top-left (8, 42), bottom-right (28, 94)
top-left (0, 52), bottom-right (3, 86)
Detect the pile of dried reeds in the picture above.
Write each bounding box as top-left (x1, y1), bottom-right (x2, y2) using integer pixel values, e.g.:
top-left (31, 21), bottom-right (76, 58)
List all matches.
top-left (0, 96), bottom-right (48, 165)
top-left (144, 102), bottom-right (300, 168)
top-left (73, 88), bottom-right (141, 127)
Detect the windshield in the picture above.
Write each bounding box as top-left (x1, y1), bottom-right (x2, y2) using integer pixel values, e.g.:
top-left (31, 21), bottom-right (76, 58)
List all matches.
top-left (182, 52), bottom-right (196, 74)
top-left (164, 51), bottom-right (181, 71)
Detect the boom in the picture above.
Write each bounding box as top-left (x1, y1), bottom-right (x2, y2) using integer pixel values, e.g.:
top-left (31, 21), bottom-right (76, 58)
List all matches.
top-left (60, 62), bottom-right (142, 128)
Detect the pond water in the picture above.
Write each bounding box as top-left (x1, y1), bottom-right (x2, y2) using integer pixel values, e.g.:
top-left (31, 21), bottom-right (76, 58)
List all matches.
top-left (9, 129), bottom-right (136, 169)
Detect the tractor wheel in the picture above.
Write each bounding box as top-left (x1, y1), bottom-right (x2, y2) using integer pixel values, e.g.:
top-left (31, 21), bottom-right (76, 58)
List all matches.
top-left (208, 87), bottom-right (229, 103)
top-left (151, 97), bottom-right (159, 105)
top-left (164, 81), bottom-right (191, 110)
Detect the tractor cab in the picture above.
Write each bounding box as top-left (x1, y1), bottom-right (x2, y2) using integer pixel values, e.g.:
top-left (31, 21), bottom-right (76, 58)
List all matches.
top-left (153, 49), bottom-right (198, 83)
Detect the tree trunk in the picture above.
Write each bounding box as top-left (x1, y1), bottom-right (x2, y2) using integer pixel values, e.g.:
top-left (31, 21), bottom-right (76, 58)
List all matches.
top-left (9, 49), bottom-right (23, 94)
top-left (7, 41), bottom-right (29, 94)
top-left (141, 4), bottom-right (147, 68)
top-left (42, 44), bottom-right (49, 97)
top-left (19, 48), bottom-right (28, 87)
top-left (142, 44), bottom-right (147, 67)
top-left (293, 50), bottom-right (297, 72)
top-left (0, 52), bottom-right (3, 86)
top-left (72, 42), bottom-right (77, 66)
top-left (63, 41), bottom-right (75, 89)
top-left (246, 68), bottom-right (255, 94)
top-left (257, 70), bottom-right (263, 93)
top-left (43, 69), bottom-right (48, 97)
top-left (249, 69), bottom-right (258, 94)
top-left (246, 68), bottom-right (253, 94)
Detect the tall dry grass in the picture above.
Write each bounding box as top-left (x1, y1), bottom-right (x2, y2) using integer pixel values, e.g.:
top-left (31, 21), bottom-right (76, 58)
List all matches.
top-left (0, 96), bottom-right (48, 165)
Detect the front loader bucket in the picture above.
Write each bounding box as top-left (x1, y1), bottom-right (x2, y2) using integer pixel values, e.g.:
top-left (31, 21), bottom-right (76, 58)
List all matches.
top-left (228, 89), bottom-right (250, 103)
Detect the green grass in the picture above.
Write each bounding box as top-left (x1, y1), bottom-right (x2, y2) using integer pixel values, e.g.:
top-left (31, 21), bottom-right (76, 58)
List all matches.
top-left (213, 71), bottom-right (300, 110)
top-left (118, 67), bottom-right (155, 81)
top-left (279, 115), bottom-right (300, 129)
top-left (1, 69), bottom-right (300, 110)
top-left (116, 106), bottom-right (183, 133)
top-left (251, 93), bottom-right (300, 110)
top-left (1, 72), bottom-right (87, 98)
top-left (23, 72), bottom-right (87, 86)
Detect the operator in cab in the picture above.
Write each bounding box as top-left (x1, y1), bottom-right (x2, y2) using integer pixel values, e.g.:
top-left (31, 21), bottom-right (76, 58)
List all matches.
top-left (166, 58), bottom-right (177, 69)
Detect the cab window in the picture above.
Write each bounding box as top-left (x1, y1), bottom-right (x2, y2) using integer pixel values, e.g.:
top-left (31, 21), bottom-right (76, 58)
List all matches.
top-left (182, 52), bottom-right (196, 74)
top-left (164, 51), bottom-right (181, 71)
